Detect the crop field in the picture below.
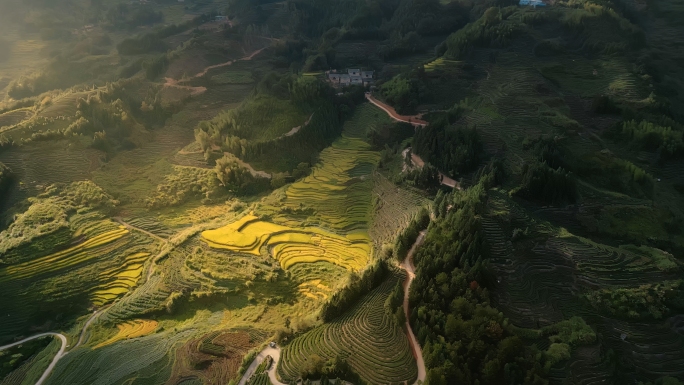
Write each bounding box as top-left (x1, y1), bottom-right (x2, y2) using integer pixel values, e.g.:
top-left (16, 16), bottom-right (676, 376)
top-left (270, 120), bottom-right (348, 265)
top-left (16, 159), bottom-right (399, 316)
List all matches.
top-left (93, 319), bottom-right (159, 349)
top-left (423, 57), bottom-right (461, 73)
top-left (369, 173), bottom-right (428, 254)
top-left (211, 71), bottom-right (254, 85)
top-left (120, 216), bottom-right (176, 239)
top-left (247, 373), bottom-right (270, 385)
top-left (39, 91), bottom-right (89, 118)
top-left (45, 328), bottom-right (194, 385)
top-left (101, 244), bottom-right (201, 324)
top-left (536, 56), bottom-right (645, 100)
top-left (0, 227), bottom-right (128, 281)
top-left (168, 328), bottom-right (269, 385)
top-left (260, 104), bottom-right (389, 232)
top-left (0, 213), bottom-right (158, 343)
top-left (278, 270), bottom-right (417, 384)
top-left (201, 214), bottom-right (370, 271)
top-left (91, 252), bottom-right (150, 306)
top-left (0, 108), bottom-right (31, 128)
top-left (298, 279), bottom-right (332, 300)
top-left (0, 37), bottom-right (47, 99)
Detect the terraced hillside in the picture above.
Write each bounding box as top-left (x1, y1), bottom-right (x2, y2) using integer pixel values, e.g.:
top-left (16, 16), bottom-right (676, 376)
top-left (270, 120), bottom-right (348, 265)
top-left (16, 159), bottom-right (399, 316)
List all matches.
top-left (0, 182), bottom-right (160, 343)
top-left (483, 191), bottom-right (684, 383)
top-left (278, 270), bottom-right (418, 384)
top-left (202, 214), bottom-right (370, 271)
top-left (259, 104), bottom-right (390, 231)
top-left (369, 173), bottom-right (429, 255)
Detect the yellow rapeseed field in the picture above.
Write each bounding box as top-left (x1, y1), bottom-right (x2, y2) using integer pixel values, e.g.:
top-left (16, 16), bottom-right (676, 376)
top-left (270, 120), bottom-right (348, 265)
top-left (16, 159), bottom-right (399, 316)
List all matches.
top-left (201, 215), bottom-right (370, 271)
top-left (91, 252), bottom-right (150, 306)
top-left (94, 319), bottom-right (159, 349)
top-left (0, 227), bottom-right (129, 282)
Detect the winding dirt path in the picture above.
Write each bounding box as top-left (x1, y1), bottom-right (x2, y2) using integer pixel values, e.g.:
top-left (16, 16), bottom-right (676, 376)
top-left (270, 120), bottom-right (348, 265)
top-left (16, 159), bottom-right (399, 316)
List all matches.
top-left (240, 232), bottom-right (429, 385)
top-left (113, 217), bottom-right (168, 243)
top-left (194, 46), bottom-right (269, 78)
top-left (237, 346), bottom-right (285, 385)
top-left (365, 93), bottom-right (428, 127)
top-left (164, 46), bottom-right (270, 96)
top-left (400, 231), bottom-right (428, 385)
top-left (0, 304), bottom-right (110, 384)
top-left (74, 308), bottom-right (108, 349)
top-left (0, 333), bottom-right (67, 385)
top-left (369, 94), bottom-right (459, 189)
top-left (281, 113), bottom-right (314, 138)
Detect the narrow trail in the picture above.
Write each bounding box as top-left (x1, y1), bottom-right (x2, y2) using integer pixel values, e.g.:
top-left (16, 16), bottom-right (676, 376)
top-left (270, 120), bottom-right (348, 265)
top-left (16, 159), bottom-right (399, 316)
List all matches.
top-left (400, 231), bottom-right (428, 385)
top-left (113, 217), bottom-right (168, 243)
top-left (163, 45), bottom-right (269, 96)
top-left (237, 346), bottom-right (286, 385)
top-left (74, 307), bottom-right (108, 349)
top-left (194, 46), bottom-right (269, 78)
top-left (281, 113), bottom-right (314, 138)
top-left (368, 94), bottom-right (460, 190)
top-left (225, 152), bottom-right (272, 179)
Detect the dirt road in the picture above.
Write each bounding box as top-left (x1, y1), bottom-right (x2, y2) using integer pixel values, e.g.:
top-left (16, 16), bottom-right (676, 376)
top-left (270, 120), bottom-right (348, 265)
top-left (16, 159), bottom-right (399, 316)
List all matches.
top-left (365, 93), bottom-right (428, 127)
top-left (401, 148), bottom-right (460, 190)
top-left (399, 231), bottom-right (428, 385)
top-left (0, 333), bottom-right (67, 385)
top-left (237, 346), bottom-right (285, 385)
top-left (164, 46), bottom-right (269, 96)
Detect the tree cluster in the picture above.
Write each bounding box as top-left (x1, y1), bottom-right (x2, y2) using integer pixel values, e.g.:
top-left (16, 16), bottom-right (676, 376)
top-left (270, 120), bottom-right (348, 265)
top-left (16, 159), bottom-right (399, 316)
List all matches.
top-left (368, 122), bottom-right (415, 150)
top-left (319, 260), bottom-right (390, 322)
top-left (214, 155), bottom-right (270, 195)
top-left (513, 161), bottom-right (578, 205)
top-left (195, 75), bottom-right (364, 174)
top-left (413, 123), bottom-right (485, 178)
top-left (444, 7), bottom-right (523, 59)
top-left (409, 172), bottom-right (550, 385)
top-left (378, 68), bottom-right (430, 114)
top-left (394, 207), bottom-right (430, 262)
top-left (0, 162), bottom-right (13, 203)
top-left (619, 120), bottom-right (684, 161)
top-left (403, 162), bottom-right (442, 193)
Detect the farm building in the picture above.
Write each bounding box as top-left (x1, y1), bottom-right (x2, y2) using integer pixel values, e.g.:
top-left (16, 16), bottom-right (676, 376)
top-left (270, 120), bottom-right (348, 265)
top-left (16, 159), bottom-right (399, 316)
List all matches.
top-left (327, 69), bottom-right (374, 87)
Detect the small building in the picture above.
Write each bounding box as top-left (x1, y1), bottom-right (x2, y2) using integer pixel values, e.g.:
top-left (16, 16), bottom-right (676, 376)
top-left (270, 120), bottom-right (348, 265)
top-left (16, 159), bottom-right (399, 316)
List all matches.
top-left (361, 70), bottom-right (374, 80)
top-left (328, 73), bottom-right (341, 83)
top-left (215, 15), bottom-right (228, 21)
top-left (348, 68), bottom-right (360, 76)
top-left (350, 76), bottom-right (363, 85)
top-left (339, 74), bottom-right (351, 85)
